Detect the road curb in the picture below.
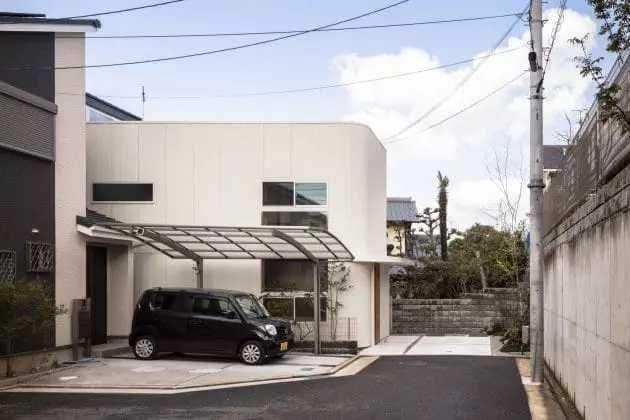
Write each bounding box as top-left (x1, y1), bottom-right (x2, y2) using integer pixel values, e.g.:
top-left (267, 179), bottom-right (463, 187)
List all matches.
top-left (0, 365), bottom-right (76, 390)
top-left (6, 355), bottom-right (368, 393)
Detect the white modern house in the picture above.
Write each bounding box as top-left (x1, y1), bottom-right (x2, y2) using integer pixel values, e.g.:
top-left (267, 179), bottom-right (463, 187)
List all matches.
top-left (83, 121), bottom-right (405, 349)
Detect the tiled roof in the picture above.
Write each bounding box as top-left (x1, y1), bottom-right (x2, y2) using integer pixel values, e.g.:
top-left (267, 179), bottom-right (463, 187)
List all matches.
top-left (543, 145), bottom-right (566, 170)
top-left (0, 12), bottom-right (101, 28)
top-left (76, 208), bottom-right (118, 228)
top-left (387, 197), bottom-right (419, 222)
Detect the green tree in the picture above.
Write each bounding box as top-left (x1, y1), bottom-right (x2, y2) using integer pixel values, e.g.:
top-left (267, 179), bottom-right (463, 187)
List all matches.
top-left (417, 207), bottom-right (439, 256)
top-left (570, 0), bottom-right (630, 132)
top-left (0, 281), bottom-right (68, 377)
top-left (437, 171), bottom-right (450, 261)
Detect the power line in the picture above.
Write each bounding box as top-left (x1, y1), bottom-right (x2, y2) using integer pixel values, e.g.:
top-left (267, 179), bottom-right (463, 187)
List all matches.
top-left (384, 71), bottom-right (527, 145)
top-left (71, 46), bottom-right (522, 100)
top-left (69, 12), bottom-right (522, 39)
top-left (0, 0), bottom-right (184, 22)
top-left (4, 0), bottom-right (409, 71)
top-left (537, 0), bottom-right (568, 93)
top-left (380, 1), bottom-right (530, 142)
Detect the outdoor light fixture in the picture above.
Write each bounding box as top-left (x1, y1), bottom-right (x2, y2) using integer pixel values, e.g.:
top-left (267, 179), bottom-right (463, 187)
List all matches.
top-left (31, 228), bottom-right (39, 235)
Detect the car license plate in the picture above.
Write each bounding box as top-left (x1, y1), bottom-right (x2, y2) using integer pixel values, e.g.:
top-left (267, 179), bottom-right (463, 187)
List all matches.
top-left (280, 341), bottom-right (288, 351)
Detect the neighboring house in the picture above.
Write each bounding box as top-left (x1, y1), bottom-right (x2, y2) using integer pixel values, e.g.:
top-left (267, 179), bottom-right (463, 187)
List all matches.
top-left (386, 197), bottom-right (419, 257)
top-left (82, 121), bottom-right (411, 348)
top-left (85, 93), bottom-right (141, 122)
top-left (0, 13), bottom-right (100, 366)
top-left (543, 145), bottom-right (566, 191)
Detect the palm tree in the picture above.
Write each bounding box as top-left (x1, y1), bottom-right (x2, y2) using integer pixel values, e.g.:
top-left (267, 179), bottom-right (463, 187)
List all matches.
top-left (437, 171), bottom-right (449, 260)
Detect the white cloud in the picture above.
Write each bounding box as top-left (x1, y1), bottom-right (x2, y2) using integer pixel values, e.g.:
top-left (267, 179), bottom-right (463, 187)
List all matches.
top-left (334, 8), bottom-right (597, 230)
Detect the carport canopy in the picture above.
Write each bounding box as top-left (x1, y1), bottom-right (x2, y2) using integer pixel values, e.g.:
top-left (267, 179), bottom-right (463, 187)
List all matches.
top-left (96, 223), bottom-right (354, 355)
top-left (96, 223), bottom-right (354, 263)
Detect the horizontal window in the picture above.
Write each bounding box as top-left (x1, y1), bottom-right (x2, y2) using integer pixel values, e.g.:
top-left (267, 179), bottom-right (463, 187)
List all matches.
top-left (261, 211), bottom-right (327, 229)
top-left (295, 183), bottom-right (326, 205)
top-left (262, 296), bottom-right (327, 322)
top-left (262, 182), bottom-right (327, 206)
top-left (263, 182), bottom-right (294, 206)
top-left (92, 183), bottom-right (153, 202)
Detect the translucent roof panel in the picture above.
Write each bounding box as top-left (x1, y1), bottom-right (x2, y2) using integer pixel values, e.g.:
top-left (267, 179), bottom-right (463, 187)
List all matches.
top-left (96, 224), bottom-right (354, 262)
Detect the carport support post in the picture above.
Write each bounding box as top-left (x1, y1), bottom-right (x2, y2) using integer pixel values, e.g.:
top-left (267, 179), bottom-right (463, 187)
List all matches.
top-left (313, 261), bottom-right (321, 355)
top-left (196, 259), bottom-right (204, 288)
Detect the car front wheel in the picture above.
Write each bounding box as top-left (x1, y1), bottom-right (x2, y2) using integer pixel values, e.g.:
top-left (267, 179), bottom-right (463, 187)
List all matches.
top-left (132, 335), bottom-right (158, 360)
top-left (239, 340), bottom-right (266, 365)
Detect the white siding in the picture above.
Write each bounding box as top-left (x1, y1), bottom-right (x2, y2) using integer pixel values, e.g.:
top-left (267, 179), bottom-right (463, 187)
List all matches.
top-left (87, 121), bottom-right (386, 347)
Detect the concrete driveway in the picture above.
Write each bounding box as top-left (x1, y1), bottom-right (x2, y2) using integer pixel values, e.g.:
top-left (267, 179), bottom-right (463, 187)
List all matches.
top-left (4, 353), bottom-right (352, 392)
top-left (359, 335), bottom-right (492, 356)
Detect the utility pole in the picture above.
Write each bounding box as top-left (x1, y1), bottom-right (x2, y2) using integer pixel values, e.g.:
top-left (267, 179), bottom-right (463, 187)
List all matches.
top-left (528, 0), bottom-right (545, 383)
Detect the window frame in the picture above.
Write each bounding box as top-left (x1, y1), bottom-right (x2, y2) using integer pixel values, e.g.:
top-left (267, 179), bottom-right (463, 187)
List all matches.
top-left (191, 295), bottom-right (237, 319)
top-left (261, 181), bottom-right (328, 208)
top-left (91, 181), bottom-right (155, 204)
top-left (260, 211), bottom-right (328, 230)
top-left (151, 292), bottom-right (190, 313)
top-left (262, 292), bottom-right (327, 322)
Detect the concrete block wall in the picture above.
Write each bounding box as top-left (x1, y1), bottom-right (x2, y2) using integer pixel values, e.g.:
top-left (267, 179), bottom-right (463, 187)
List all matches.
top-left (544, 162), bottom-right (630, 420)
top-left (392, 289), bottom-right (524, 335)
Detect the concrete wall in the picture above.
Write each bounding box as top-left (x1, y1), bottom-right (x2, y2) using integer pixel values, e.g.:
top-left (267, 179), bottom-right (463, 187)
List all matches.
top-left (544, 163), bottom-right (630, 420)
top-left (86, 122), bottom-right (387, 348)
top-left (54, 33), bottom-right (87, 348)
top-left (392, 289), bottom-right (524, 335)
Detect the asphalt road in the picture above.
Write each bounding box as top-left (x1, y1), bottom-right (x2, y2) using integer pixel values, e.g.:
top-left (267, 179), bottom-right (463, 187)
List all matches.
top-left (0, 356), bottom-right (531, 420)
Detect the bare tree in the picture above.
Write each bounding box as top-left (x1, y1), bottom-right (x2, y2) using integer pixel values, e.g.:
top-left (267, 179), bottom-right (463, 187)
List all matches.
top-left (484, 138), bottom-right (526, 234)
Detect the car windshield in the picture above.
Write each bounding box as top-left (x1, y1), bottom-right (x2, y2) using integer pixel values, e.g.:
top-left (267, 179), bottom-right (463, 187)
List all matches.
top-left (234, 294), bottom-right (270, 319)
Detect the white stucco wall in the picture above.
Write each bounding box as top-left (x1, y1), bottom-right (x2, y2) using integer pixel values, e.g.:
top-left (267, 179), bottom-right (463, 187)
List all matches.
top-left (87, 122), bottom-right (386, 347)
top-left (54, 33), bottom-right (87, 347)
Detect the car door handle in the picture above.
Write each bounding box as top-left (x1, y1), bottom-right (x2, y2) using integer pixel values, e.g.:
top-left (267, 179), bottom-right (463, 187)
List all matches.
top-left (190, 319), bottom-right (203, 325)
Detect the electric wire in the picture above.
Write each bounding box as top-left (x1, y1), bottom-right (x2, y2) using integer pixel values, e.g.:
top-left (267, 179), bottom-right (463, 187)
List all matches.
top-left (384, 71), bottom-right (528, 145)
top-left (380, 0), bottom-right (531, 143)
top-left (2, 0), bottom-right (409, 71)
top-left (68, 46), bottom-right (523, 100)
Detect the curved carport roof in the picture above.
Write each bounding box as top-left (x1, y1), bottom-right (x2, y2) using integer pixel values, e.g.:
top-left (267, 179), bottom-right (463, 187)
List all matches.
top-left (95, 223), bottom-right (354, 263)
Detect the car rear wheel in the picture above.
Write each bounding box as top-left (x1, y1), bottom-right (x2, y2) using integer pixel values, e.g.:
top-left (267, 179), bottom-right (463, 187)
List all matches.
top-left (132, 335), bottom-right (158, 360)
top-left (239, 340), bottom-right (265, 365)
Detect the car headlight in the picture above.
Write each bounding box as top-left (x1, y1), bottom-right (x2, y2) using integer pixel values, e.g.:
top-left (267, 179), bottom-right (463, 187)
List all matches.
top-left (264, 324), bottom-right (277, 336)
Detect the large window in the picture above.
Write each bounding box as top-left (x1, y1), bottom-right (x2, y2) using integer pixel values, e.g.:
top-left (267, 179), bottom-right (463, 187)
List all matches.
top-left (262, 182), bottom-right (327, 206)
top-left (261, 211), bottom-right (327, 229)
top-left (262, 260), bottom-right (328, 321)
top-left (92, 183), bottom-right (153, 202)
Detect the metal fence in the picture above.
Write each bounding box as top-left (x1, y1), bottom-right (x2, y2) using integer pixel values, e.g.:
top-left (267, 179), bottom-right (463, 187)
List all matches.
top-left (544, 53), bottom-right (630, 234)
top-left (291, 317), bottom-right (358, 355)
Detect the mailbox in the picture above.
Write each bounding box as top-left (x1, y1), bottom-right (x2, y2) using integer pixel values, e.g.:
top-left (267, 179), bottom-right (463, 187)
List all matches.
top-left (71, 298), bottom-right (92, 360)
top-left (78, 304), bottom-right (91, 339)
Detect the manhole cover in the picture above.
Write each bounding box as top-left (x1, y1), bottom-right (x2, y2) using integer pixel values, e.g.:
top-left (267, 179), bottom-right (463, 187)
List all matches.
top-left (58, 376), bottom-right (79, 381)
top-left (188, 368), bottom-right (222, 374)
top-left (398, 361), bottom-right (427, 366)
top-left (131, 366), bottom-right (166, 373)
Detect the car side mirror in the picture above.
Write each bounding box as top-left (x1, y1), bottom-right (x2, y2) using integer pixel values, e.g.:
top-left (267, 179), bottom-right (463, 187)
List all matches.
top-left (225, 310), bottom-right (237, 319)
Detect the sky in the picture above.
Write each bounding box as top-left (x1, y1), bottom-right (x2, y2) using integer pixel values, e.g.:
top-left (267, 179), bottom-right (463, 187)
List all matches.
top-left (6, 0), bottom-right (609, 231)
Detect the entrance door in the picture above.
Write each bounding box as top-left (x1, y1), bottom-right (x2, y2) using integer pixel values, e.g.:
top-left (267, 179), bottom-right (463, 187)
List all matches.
top-left (86, 246), bottom-right (107, 345)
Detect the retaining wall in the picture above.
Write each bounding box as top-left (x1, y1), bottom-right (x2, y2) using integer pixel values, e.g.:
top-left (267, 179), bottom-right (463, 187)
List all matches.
top-left (392, 288), bottom-right (525, 335)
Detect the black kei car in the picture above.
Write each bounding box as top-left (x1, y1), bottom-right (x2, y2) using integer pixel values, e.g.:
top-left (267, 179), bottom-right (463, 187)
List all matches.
top-left (129, 288), bottom-right (294, 365)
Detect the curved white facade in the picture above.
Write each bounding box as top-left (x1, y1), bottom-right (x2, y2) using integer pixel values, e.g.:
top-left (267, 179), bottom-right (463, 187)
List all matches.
top-left (86, 121), bottom-right (388, 347)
